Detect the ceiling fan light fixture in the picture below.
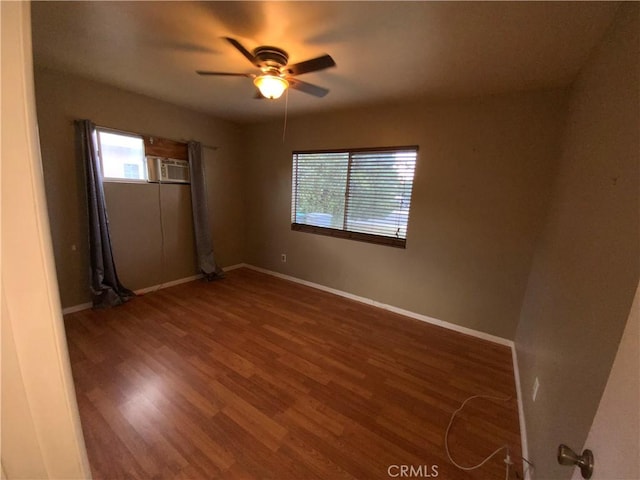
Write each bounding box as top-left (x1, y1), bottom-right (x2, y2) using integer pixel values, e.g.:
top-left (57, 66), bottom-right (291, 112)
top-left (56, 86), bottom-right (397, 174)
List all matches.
top-left (254, 75), bottom-right (288, 99)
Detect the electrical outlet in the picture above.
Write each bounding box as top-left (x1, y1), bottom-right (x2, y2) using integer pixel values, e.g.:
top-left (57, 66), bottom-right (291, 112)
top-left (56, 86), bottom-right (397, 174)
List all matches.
top-left (281, 253), bottom-right (287, 263)
top-left (532, 377), bottom-right (540, 402)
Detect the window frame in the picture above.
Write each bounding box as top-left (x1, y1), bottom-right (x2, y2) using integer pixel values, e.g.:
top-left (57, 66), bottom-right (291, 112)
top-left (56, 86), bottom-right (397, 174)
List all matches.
top-left (95, 126), bottom-right (148, 184)
top-left (291, 145), bottom-right (418, 249)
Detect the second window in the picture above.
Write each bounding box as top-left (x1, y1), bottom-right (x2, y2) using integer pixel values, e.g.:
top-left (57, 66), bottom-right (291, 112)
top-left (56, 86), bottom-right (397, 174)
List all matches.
top-left (291, 146), bottom-right (418, 248)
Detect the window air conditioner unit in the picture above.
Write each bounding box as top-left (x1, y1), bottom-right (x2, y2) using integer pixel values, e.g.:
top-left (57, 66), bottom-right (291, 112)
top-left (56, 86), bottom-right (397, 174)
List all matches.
top-left (147, 157), bottom-right (190, 184)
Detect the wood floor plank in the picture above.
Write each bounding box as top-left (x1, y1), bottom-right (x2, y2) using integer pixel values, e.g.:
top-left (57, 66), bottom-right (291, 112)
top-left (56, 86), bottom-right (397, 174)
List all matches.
top-left (86, 387), bottom-right (164, 478)
top-left (65, 267), bottom-right (524, 479)
top-left (279, 431), bottom-right (359, 480)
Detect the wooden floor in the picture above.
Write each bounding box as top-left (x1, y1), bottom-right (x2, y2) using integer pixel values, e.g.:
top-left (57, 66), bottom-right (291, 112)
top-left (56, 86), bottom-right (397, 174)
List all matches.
top-left (65, 268), bottom-right (523, 479)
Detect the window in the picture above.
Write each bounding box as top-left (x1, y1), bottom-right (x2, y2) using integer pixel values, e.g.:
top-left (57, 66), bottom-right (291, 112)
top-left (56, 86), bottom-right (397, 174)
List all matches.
top-left (291, 146), bottom-right (418, 248)
top-left (96, 128), bottom-right (146, 182)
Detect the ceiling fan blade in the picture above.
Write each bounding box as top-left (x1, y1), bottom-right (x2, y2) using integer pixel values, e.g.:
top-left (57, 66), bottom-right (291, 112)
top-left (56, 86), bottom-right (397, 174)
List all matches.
top-left (288, 78), bottom-right (329, 98)
top-left (285, 54), bottom-right (335, 76)
top-left (224, 37), bottom-right (258, 66)
top-left (196, 70), bottom-right (254, 77)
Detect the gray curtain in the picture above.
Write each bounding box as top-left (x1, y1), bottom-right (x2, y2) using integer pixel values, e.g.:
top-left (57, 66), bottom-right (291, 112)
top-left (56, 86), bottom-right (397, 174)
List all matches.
top-left (76, 120), bottom-right (134, 308)
top-left (188, 141), bottom-right (224, 281)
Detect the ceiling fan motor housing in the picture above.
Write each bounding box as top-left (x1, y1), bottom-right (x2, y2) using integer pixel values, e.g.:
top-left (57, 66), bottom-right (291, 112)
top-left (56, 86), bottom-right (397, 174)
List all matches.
top-left (254, 46), bottom-right (289, 70)
top-left (196, 38), bottom-right (332, 98)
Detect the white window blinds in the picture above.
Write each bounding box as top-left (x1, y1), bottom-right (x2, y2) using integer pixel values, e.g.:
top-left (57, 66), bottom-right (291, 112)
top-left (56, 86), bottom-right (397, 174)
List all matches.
top-left (292, 146), bottom-right (418, 248)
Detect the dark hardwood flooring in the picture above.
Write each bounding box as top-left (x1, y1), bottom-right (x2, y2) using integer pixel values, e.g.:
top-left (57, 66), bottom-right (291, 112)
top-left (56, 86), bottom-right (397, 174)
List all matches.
top-left (64, 268), bottom-right (523, 479)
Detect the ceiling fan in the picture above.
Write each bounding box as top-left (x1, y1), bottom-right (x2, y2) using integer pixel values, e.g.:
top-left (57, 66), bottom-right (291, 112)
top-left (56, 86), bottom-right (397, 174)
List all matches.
top-left (196, 37), bottom-right (336, 100)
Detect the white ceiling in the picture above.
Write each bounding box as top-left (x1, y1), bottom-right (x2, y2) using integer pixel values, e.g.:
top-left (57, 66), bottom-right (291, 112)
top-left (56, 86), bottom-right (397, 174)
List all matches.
top-left (31, 1), bottom-right (619, 123)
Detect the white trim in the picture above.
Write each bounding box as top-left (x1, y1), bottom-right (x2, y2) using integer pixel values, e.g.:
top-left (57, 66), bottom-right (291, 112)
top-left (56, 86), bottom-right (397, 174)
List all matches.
top-left (512, 346), bottom-right (532, 480)
top-left (61, 302), bottom-right (93, 315)
top-left (61, 265), bottom-right (247, 315)
top-left (222, 263), bottom-right (247, 272)
top-left (3, 2), bottom-right (91, 476)
top-left (243, 264), bottom-right (513, 347)
top-left (135, 274), bottom-right (203, 295)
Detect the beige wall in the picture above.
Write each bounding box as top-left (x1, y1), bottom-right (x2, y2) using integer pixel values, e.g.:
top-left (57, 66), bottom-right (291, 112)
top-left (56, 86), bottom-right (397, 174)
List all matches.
top-left (1, 2), bottom-right (90, 477)
top-left (243, 90), bottom-right (567, 339)
top-left (571, 283), bottom-right (639, 480)
top-left (34, 68), bottom-right (246, 307)
top-left (103, 182), bottom-right (196, 291)
top-left (515, 4), bottom-right (639, 479)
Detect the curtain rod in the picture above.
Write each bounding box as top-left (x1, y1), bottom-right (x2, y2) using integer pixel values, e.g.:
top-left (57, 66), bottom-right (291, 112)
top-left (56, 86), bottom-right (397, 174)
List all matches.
top-left (72, 120), bottom-right (219, 151)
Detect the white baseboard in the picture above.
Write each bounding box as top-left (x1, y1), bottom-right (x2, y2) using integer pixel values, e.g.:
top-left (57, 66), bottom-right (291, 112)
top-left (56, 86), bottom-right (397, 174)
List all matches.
top-left (243, 264), bottom-right (513, 347)
top-left (512, 346), bottom-right (532, 479)
top-left (135, 273), bottom-right (203, 295)
top-left (62, 274), bottom-right (204, 314)
top-left (61, 302), bottom-right (93, 315)
top-left (61, 265), bottom-right (245, 315)
top-left (222, 263), bottom-right (247, 272)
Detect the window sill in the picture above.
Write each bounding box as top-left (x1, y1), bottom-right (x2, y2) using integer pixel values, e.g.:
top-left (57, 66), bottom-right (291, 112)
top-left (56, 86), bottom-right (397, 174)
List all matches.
top-left (291, 223), bottom-right (406, 248)
top-left (102, 177), bottom-right (148, 184)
